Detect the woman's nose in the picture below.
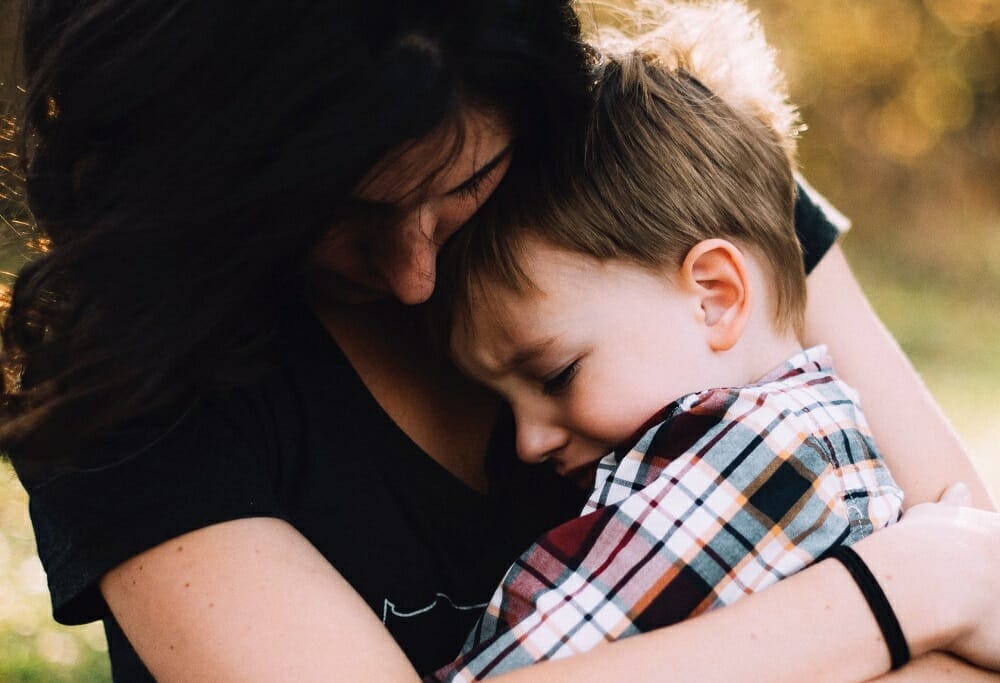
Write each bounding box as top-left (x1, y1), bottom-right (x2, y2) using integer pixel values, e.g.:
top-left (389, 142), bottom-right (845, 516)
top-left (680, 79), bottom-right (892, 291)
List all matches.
top-left (515, 413), bottom-right (569, 465)
top-left (379, 205), bottom-right (441, 305)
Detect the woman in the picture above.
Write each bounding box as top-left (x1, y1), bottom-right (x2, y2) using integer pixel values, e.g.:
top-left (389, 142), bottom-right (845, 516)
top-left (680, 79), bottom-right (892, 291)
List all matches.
top-left (2, 0), bottom-right (997, 680)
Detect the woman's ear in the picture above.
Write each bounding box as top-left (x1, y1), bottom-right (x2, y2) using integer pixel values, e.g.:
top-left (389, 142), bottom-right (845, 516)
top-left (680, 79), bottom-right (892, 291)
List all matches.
top-left (679, 239), bottom-right (753, 352)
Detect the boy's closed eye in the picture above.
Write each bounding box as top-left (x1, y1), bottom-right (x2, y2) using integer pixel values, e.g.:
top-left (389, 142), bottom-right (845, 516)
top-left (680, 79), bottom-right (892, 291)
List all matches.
top-left (542, 360), bottom-right (581, 396)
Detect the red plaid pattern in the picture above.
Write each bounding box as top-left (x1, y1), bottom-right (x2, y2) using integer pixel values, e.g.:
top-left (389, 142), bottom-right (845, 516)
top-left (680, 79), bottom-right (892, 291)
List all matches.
top-left (429, 347), bottom-right (902, 681)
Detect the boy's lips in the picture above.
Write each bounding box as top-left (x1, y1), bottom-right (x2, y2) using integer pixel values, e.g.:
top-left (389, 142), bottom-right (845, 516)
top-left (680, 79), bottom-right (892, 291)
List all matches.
top-left (556, 461), bottom-right (599, 490)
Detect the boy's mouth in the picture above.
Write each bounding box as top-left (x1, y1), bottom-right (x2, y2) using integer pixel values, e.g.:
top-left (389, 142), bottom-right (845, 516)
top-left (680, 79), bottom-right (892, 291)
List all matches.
top-left (561, 462), bottom-right (599, 490)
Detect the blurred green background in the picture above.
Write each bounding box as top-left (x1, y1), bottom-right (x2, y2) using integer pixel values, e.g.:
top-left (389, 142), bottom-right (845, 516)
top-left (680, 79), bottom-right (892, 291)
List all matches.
top-left (0, 0), bottom-right (997, 680)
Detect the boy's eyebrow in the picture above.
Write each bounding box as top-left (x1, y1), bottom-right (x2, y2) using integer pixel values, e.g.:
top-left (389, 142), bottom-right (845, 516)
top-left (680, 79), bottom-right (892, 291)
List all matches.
top-left (445, 144), bottom-right (513, 196)
top-left (500, 336), bottom-right (558, 370)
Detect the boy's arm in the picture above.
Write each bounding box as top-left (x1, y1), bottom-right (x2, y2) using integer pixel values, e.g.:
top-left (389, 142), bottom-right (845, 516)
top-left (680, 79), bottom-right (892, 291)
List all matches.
top-left (803, 244), bottom-right (995, 509)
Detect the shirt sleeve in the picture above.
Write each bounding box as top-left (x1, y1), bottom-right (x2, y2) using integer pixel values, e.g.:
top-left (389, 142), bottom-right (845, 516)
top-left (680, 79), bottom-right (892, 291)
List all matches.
top-left (794, 174), bottom-right (851, 274)
top-left (15, 394), bottom-right (284, 625)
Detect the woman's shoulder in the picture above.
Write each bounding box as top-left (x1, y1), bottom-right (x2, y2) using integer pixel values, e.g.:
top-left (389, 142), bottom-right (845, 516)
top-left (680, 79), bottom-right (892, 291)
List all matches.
top-left (794, 176), bottom-right (850, 274)
top-left (10, 304), bottom-right (366, 621)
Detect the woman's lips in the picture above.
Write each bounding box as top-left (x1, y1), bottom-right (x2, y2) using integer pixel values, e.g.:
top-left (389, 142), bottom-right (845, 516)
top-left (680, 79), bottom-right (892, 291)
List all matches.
top-left (305, 264), bottom-right (392, 304)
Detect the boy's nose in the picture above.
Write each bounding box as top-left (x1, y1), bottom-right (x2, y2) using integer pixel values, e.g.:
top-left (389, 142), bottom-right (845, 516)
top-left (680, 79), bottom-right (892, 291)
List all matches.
top-left (515, 415), bottom-right (569, 465)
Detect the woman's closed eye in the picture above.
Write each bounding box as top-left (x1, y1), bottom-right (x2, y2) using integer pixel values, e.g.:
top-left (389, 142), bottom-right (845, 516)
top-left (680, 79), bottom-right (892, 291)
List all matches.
top-left (542, 360), bottom-right (580, 396)
top-left (450, 167), bottom-right (492, 200)
top-left (447, 145), bottom-right (511, 200)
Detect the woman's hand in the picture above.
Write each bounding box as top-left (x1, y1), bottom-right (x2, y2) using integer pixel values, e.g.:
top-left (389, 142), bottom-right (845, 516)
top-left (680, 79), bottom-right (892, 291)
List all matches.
top-left (912, 485), bottom-right (1000, 666)
top-left (854, 483), bottom-right (1000, 670)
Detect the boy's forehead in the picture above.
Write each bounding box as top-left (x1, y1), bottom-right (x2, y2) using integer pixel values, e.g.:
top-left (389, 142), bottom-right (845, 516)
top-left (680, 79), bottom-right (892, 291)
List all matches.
top-left (449, 244), bottom-right (642, 372)
top-left (454, 286), bottom-right (529, 348)
top-left (451, 246), bottom-right (603, 349)
top-left (450, 285), bottom-right (545, 372)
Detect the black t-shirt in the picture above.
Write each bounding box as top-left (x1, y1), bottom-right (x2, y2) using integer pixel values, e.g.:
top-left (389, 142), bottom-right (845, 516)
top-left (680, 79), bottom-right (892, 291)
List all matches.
top-left (14, 185), bottom-right (841, 680)
top-left (16, 305), bottom-right (585, 679)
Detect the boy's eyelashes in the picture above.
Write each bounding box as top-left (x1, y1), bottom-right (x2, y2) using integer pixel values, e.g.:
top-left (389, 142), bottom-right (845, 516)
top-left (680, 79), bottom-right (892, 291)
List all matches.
top-left (541, 360), bottom-right (581, 396)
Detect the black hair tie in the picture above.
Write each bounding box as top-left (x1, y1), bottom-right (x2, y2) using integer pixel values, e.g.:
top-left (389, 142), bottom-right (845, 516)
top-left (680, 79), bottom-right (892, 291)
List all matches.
top-left (823, 545), bottom-right (911, 670)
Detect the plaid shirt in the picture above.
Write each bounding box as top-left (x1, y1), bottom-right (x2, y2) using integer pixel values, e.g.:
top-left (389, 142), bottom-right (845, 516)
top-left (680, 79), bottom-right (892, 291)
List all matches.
top-left (429, 346), bottom-right (903, 681)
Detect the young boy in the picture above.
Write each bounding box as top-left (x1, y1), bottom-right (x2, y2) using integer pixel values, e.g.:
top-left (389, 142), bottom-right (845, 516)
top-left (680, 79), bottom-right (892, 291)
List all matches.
top-left (428, 2), bottom-right (903, 681)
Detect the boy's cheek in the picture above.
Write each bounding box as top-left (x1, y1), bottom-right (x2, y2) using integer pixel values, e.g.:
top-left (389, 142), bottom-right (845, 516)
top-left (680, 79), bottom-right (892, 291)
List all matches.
top-left (574, 393), bottom-right (652, 447)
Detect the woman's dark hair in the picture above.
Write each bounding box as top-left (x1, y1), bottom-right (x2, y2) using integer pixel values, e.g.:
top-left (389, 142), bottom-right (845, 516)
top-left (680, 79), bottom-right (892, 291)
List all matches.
top-left (0, 0), bottom-right (592, 464)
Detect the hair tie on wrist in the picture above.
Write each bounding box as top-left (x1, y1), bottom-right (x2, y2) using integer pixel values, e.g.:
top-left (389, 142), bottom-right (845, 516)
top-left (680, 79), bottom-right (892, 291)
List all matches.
top-left (823, 545), bottom-right (911, 670)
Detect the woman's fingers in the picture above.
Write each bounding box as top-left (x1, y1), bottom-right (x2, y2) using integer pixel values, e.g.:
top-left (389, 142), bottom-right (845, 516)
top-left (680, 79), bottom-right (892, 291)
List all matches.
top-left (858, 500), bottom-right (1000, 670)
top-left (938, 481), bottom-right (973, 506)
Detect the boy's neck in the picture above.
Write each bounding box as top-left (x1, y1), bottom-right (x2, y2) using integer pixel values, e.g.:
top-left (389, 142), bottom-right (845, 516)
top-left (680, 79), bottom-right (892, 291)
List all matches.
top-left (714, 251), bottom-right (805, 388)
top-left (671, 323), bottom-right (802, 402)
top-left (728, 327), bottom-right (804, 387)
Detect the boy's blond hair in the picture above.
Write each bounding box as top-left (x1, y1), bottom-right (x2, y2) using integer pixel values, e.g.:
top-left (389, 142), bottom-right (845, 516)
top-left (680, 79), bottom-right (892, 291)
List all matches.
top-left (439, 1), bottom-right (807, 340)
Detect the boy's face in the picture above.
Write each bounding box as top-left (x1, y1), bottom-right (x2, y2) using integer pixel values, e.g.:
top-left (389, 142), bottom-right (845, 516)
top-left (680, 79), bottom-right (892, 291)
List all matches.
top-left (451, 241), bottom-right (722, 486)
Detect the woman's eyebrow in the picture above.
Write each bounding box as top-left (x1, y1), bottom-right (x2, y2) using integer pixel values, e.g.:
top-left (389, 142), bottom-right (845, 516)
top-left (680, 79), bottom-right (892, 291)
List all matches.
top-left (445, 144), bottom-right (513, 195)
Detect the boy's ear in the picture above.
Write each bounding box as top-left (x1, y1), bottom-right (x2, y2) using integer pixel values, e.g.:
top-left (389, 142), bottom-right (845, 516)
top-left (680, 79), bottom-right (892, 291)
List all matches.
top-left (679, 239), bottom-right (752, 352)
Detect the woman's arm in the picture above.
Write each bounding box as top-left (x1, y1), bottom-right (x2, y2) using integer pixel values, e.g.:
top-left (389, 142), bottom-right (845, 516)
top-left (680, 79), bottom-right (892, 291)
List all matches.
top-left (103, 247), bottom-right (996, 680)
top-left (866, 487), bottom-right (1000, 682)
top-left (495, 494), bottom-right (1000, 683)
top-left (102, 496), bottom-right (1000, 682)
top-left (101, 517), bottom-right (420, 682)
top-left (870, 653), bottom-right (1000, 682)
top-left (803, 244), bottom-right (995, 509)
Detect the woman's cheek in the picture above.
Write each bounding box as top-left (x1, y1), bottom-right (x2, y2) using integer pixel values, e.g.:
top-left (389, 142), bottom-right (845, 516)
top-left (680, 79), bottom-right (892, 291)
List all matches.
top-left (436, 198), bottom-right (482, 244)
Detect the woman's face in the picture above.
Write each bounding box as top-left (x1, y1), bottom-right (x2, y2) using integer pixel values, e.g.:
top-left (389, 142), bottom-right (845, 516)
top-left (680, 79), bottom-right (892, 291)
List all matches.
top-left (310, 108), bottom-right (513, 305)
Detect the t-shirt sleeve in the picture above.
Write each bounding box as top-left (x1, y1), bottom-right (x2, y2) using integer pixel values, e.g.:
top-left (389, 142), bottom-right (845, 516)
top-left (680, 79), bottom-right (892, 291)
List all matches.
top-left (794, 174), bottom-right (851, 274)
top-left (16, 395), bottom-right (284, 625)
